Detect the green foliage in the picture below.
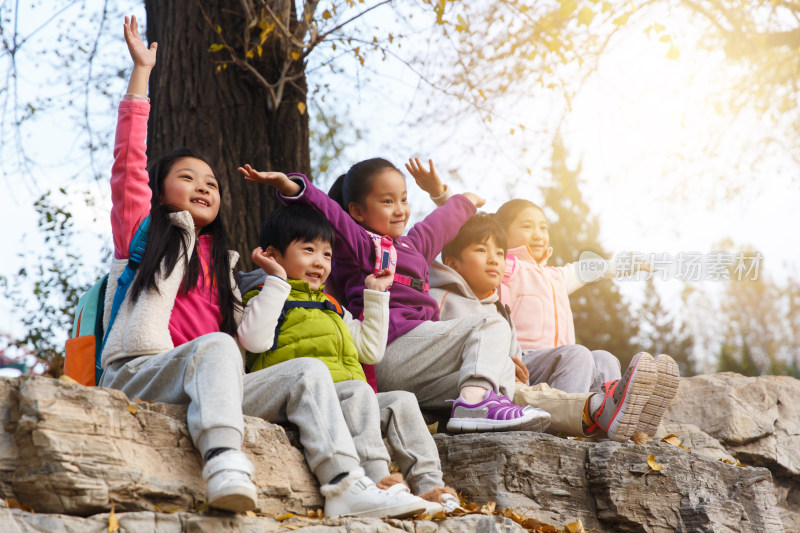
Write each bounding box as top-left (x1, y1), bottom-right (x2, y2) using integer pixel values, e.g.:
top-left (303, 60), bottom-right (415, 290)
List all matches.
top-left (542, 136), bottom-right (641, 369)
top-left (717, 335), bottom-right (760, 377)
top-left (638, 278), bottom-right (696, 376)
top-left (0, 190), bottom-right (106, 376)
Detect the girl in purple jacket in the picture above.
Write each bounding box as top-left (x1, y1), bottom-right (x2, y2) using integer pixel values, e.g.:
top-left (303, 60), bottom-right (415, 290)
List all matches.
top-left (238, 159), bottom-right (549, 433)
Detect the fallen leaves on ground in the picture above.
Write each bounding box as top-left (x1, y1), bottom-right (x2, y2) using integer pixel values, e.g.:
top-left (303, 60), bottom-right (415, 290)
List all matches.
top-left (719, 457), bottom-right (747, 467)
top-left (108, 505), bottom-right (119, 532)
top-left (643, 454), bottom-right (664, 476)
top-left (633, 431), bottom-right (652, 445)
top-left (5, 498), bottom-right (34, 512)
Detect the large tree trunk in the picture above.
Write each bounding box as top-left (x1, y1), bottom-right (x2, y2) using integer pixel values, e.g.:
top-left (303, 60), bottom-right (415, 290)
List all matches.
top-left (143, 0), bottom-right (310, 271)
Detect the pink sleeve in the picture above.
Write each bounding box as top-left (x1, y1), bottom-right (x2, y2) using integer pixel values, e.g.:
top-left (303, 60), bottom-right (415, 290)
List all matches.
top-left (110, 100), bottom-right (152, 259)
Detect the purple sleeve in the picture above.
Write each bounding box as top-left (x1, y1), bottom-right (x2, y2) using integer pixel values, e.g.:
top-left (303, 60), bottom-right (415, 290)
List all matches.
top-left (279, 174), bottom-right (372, 268)
top-left (405, 194), bottom-right (477, 264)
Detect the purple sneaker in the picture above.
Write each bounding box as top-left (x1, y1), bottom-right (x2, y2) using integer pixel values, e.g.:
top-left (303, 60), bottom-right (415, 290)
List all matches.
top-left (446, 390), bottom-right (550, 433)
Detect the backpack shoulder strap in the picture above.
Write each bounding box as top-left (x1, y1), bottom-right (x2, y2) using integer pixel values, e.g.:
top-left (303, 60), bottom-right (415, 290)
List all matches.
top-left (366, 231), bottom-right (397, 275)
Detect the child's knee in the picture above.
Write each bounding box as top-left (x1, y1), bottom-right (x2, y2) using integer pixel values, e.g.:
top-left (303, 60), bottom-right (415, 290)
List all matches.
top-left (560, 345), bottom-right (594, 367)
top-left (194, 333), bottom-right (244, 371)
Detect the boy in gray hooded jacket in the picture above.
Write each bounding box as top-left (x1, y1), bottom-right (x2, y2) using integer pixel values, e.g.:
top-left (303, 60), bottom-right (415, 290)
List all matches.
top-left (430, 213), bottom-right (678, 442)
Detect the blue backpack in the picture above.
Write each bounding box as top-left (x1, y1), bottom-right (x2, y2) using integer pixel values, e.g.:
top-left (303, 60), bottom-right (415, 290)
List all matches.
top-left (64, 217), bottom-right (150, 385)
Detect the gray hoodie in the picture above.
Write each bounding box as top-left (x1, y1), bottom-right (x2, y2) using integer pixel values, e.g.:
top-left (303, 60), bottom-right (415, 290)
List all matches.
top-left (429, 261), bottom-right (522, 359)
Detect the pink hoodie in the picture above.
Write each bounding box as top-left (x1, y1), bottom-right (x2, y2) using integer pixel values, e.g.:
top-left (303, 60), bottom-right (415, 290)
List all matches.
top-left (500, 245), bottom-right (575, 350)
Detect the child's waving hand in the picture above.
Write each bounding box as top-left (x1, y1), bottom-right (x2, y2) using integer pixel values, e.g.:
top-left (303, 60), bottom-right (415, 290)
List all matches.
top-left (124, 15), bottom-right (157, 69)
top-left (365, 268), bottom-right (394, 292)
top-left (238, 164), bottom-right (301, 196)
top-left (405, 158), bottom-right (445, 198)
top-left (251, 247), bottom-right (287, 280)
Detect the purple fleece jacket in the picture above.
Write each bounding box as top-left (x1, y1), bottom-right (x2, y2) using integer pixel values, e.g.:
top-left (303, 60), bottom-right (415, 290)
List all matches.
top-left (280, 174), bottom-right (477, 344)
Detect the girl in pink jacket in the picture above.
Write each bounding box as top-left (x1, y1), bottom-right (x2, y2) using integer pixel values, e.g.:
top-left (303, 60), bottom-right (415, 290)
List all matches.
top-left (497, 199), bottom-right (680, 436)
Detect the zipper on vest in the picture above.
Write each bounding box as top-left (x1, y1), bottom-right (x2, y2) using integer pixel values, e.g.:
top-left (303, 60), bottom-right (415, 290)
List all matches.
top-left (331, 312), bottom-right (352, 380)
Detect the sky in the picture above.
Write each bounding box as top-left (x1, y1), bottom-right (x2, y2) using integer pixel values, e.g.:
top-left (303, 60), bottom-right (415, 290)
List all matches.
top-left (2, 2), bottom-right (799, 371)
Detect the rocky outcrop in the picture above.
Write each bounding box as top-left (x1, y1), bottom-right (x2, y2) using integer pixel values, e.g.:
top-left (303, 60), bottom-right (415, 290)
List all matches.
top-left (0, 373), bottom-right (797, 532)
top-left (435, 432), bottom-right (784, 533)
top-left (662, 372), bottom-right (800, 531)
top-left (0, 376), bottom-right (320, 516)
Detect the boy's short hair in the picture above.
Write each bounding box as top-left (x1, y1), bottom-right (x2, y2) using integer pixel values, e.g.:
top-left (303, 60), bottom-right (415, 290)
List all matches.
top-left (442, 212), bottom-right (508, 261)
top-left (258, 205), bottom-right (335, 254)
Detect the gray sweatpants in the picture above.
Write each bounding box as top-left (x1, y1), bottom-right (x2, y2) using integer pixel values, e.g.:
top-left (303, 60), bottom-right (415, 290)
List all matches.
top-left (376, 315), bottom-right (516, 410)
top-left (520, 344), bottom-right (621, 393)
top-left (100, 333), bottom-right (361, 485)
top-left (335, 381), bottom-right (444, 495)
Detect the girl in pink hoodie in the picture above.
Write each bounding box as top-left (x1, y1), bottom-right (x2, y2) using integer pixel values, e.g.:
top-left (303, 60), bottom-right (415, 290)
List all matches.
top-left (497, 199), bottom-right (622, 394)
top-left (497, 199), bottom-right (681, 438)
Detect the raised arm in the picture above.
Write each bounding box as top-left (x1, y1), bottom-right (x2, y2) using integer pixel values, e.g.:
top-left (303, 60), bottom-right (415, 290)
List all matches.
top-left (124, 15), bottom-right (157, 97)
top-left (110, 15), bottom-right (158, 259)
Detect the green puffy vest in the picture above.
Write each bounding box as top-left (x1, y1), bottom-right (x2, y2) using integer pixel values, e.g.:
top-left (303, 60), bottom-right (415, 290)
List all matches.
top-left (243, 279), bottom-right (367, 383)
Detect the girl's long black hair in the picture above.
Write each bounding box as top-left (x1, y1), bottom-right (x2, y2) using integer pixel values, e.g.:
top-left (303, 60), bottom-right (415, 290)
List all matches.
top-left (128, 147), bottom-right (241, 336)
top-left (328, 157), bottom-right (399, 212)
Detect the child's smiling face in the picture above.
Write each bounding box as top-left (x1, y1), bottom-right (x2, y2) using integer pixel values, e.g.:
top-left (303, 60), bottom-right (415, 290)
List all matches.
top-left (505, 206), bottom-right (549, 263)
top-left (445, 235), bottom-right (507, 300)
top-left (348, 169), bottom-right (410, 240)
top-left (160, 156), bottom-right (220, 233)
top-left (270, 238), bottom-right (332, 291)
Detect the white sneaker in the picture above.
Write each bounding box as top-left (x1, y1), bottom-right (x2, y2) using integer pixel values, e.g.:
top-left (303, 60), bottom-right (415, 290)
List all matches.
top-left (322, 470), bottom-right (427, 518)
top-left (385, 483), bottom-right (440, 515)
top-left (202, 450), bottom-right (258, 512)
top-left (441, 493), bottom-right (461, 513)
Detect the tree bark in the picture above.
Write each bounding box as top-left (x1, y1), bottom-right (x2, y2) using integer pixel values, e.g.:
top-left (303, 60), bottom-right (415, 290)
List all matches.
top-left (143, 0), bottom-right (311, 271)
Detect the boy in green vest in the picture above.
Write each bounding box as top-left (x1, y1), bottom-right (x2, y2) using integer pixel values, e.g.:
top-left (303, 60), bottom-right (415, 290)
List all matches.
top-left (238, 205), bottom-right (460, 514)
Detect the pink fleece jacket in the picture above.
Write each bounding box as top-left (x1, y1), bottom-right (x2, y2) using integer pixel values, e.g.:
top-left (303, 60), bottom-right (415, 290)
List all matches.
top-left (110, 99), bottom-right (222, 347)
top-left (499, 245), bottom-right (575, 350)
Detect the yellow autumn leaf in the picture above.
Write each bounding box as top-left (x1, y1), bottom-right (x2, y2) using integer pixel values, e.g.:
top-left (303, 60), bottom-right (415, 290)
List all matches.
top-left (510, 128), bottom-right (515, 135)
top-left (456, 14), bottom-right (468, 32)
top-left (577, 6), bottom-right (596, 26)
top-left (633, 431), bottom-right (652, 445)
top-left (275, 512), bottom-right (295, 521)
top-left (666, 44), bottom-right (680, 59)
top-left (565, 519), bottom-right (586, 533)
top-left (297, 102), bottom-right (306, 115)
top-left (322, 9), bottom-right (332, 19)
top-left (291, 51), bottom-right (300, 61)
top-left (602, 1), bottom-right (612, 13)
top-left (559, 0), bottom-right (577, 18)
top-left (612, 12), bottom-right (630, 25)
top-left (661, 434), bottom-right (681, 446)
top-left (646, 454), bottom-right (664, 473)
top-left (653, 22), bottom-right (666, 32)
top-left (659, 34), bottom-right (672, 43)
top-left (127, 404), bottom-right (138, 415)
top-left (245, 511), bottom-right (256, 517)
top-left (477, 89), bottom-right (486, 100)
top-left (59, 374), bottom-right (78, 385)
top-left (208, 43), bottom-right (225, 52)
top-left (257, 45), bottom-right (263, 57)
top-left (108, 507), bottom-right (119, 532)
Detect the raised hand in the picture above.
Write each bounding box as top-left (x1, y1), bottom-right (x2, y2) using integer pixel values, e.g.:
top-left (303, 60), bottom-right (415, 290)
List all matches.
top-left (238, 164), bottom-right (301, 196)
top-left (251, 247), bottom-right (287, 279)
top-left (365, 268), bottom-right (394, 292)
top-left (405, 158), bottom-right (445, 197)
top-left (124, 15), bottom-right (157, 69)
top-left (462, 192), bottom-right (486, 208)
